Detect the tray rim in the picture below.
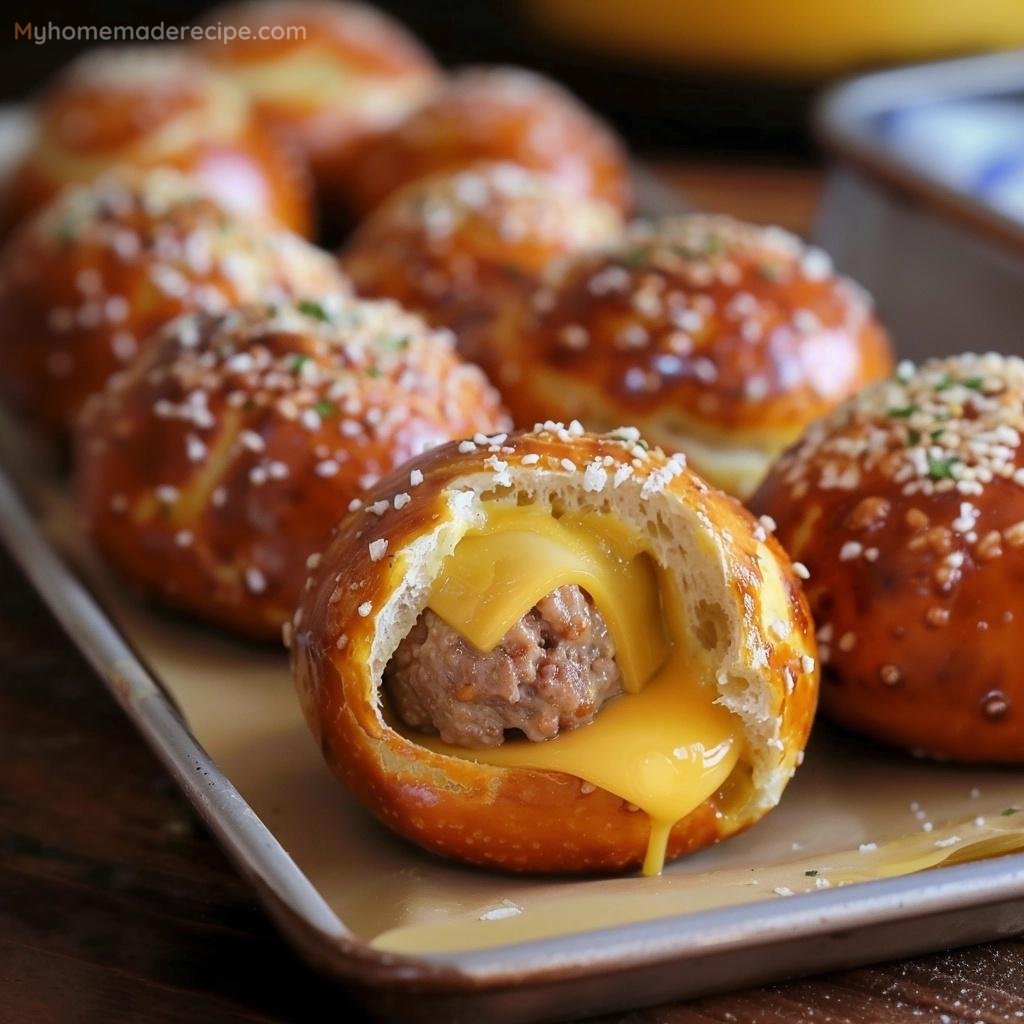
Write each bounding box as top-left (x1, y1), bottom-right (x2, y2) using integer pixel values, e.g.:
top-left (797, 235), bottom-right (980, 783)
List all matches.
top-left (5, 457), bottom-right (1024, 1003)
top-left (815, 49), bottom-right (1024, 260)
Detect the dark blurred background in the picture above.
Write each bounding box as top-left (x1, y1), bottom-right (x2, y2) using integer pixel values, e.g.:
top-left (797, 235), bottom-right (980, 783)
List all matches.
top-left (5, 0), bottom-right (1023, 162)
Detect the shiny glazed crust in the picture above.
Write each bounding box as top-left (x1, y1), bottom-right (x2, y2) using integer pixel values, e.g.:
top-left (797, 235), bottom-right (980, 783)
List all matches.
top-left (0, 170), bottom-right (346, 438)
top-left (341, 162), bottom-right (624, 365)
top-left (292, 425), bottom-right (818, 872)
top-left (752, 353), bottom-right (1024, 762)
top-left (340, 66), bottom-right (633, 217)
top-left (199, 0), bottom-right (441, 203)
top-left (2, 47), bottom-right (313, 236)
top-left (75, 300), bottom-right (508, 640)
top-left (496, 215), bottom-right (894, 498)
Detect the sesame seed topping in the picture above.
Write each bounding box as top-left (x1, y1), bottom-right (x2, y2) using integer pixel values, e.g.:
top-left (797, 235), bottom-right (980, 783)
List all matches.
top-left (778, 353), bottom-right (1024, 508)
top-left (244, 567), bottom-right (266, 594)
top-left (880, 664), bottom-right (902, 686)
top-left (839, 541), bottom-right (863, 562)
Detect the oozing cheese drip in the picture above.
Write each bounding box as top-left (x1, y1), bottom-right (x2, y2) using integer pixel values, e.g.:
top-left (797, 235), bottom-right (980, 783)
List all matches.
top-left (418, 506), bottom-right (742, 876)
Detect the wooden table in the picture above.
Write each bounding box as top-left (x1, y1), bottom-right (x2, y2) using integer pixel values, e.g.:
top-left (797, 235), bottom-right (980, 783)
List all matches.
top-left (5, 162), bottom-right (1024, 1023)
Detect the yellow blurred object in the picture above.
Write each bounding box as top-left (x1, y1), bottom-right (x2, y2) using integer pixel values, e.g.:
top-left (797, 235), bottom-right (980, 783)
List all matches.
top-left (528, 0), bottom-right (1024, 76)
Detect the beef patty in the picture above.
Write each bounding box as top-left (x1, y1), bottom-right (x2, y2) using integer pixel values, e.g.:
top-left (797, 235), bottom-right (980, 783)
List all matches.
top-left (385, 585), bottom-right (623, 747)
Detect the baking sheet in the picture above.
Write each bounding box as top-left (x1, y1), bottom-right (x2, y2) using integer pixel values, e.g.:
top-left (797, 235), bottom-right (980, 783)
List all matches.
top-left (2, 129), bottom-right (1023, 1015)
top-left (14, 437), bottom-right (1024, 960)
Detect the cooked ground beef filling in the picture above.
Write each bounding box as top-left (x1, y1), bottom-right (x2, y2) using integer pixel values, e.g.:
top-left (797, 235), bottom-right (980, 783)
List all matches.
top-left (385, 585), bottom-right (623, 747)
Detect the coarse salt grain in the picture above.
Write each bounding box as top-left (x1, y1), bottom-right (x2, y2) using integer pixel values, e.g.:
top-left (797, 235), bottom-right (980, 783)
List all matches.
top-left (244, 567), bottom-right (266, 594)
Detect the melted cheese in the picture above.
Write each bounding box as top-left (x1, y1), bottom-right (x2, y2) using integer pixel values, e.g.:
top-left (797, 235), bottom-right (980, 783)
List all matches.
top-left (427, 506), bottom-right (667, 693)
top-left (418, 505), bottom-right (743, 875)
top-left (227, 52), bottom-right (427, 117)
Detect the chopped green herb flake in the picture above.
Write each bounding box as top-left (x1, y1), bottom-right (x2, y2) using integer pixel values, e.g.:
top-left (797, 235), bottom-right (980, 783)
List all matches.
top-left (889, 406), bottom-right (917, 418)
top-left (1001, 807), bottom-right (1020, 816)
top-left (289, 353), bottom-right (311, 373)
top-left (314, 400), bottom-right (336, 418)
top-left (381, 334), bottom-right (410, 352)
top-left (804, 869), bottom-right (818, 877)
top-left (927, 456), bottom-right (960, 481)
top-left (366, 366), bottom-right (382, 378)
top-left (962, 376), bottom-right (985, 390)
top-left (619, 249), bottom-right (648, 269)
top-left (297, 299), bottom-right (330, 322)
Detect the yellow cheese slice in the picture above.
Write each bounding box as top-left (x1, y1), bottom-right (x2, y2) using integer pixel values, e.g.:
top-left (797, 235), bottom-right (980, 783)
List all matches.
top-left (418, 505), bottom-right (742, 875)
top-left (427, 506), bottom-right (668, 693)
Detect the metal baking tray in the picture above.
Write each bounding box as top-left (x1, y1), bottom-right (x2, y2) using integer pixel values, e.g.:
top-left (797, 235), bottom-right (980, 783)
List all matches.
top-left (3, 160), bottom-right (1024, 1023)
top-left (815, 50), bottom-right (1024, 361)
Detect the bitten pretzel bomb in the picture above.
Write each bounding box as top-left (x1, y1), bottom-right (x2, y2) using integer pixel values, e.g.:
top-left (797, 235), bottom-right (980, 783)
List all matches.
top-left (292, 425), bottom-right (818, 874)
top-left (2, 0), bottom-right (988, 880)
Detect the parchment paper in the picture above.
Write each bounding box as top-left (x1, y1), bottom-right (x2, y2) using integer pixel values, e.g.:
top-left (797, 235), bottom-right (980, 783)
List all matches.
top-left (27, 467), bottom-right (1024, 956)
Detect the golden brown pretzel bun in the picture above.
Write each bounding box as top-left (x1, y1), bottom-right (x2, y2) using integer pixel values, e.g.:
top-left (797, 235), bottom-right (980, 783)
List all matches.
top-left (751, 353), bottom-right (1024, 763)
top-left (496, 215), bottom-right (894, 499)
top-left (341, 161), bottom-right (624, 365)
top-left (198, 1), bottom-right (441, 212)
top-left (3, 47), bottom-right (313, 236)
top-left (75, 299), bottom-right (508, 641)
top-left (341, 66), bottom-right (632, 217)
top-left (0, 170), bottom-right (346, 439)
top-left (292, 424), bottom-right (817, 873)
